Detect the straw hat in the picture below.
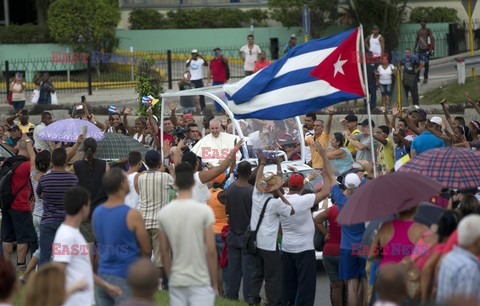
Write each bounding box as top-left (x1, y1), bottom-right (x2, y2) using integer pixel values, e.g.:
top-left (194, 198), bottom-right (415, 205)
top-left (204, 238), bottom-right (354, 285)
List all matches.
top-left (256, 172), bottom-right (284, 193)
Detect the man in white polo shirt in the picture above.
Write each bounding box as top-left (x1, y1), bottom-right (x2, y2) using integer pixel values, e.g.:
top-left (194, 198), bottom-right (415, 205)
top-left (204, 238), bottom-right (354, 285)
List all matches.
top-left (280, 168), bottom-right (332, 306)
top-left (249, 155), bottom-right (294, 306)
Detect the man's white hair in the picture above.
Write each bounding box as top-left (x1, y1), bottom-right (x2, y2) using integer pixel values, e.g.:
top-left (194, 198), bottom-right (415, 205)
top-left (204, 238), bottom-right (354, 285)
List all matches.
top-left (209, 118), bottom-right (221, 127)
top-left (458, 215), bottom-right (480, 247)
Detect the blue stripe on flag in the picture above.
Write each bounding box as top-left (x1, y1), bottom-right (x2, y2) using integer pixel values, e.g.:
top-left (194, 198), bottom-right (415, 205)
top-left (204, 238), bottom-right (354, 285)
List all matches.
top-left (227, 28), bottom-right (357, 104)
top-left (232, 91), bottom-right (362, 120)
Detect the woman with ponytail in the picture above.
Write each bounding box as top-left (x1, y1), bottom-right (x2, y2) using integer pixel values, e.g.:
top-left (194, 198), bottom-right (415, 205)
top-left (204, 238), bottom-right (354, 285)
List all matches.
top-left (73, 138), bottom-right (109, 242)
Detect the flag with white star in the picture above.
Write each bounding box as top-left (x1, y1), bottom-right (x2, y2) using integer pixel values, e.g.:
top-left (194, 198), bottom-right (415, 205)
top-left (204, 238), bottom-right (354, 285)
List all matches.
top-left (224, 28), bottom-right (365, 120)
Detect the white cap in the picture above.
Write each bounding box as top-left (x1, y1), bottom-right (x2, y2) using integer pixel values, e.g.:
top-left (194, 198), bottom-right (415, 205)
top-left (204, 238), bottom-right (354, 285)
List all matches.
top-left (430, 116), bottom-right (443, 126)
top-left (344, 173), bottom-right (361, 189)
top-left (290, 34), bottom-right (296, 38)
top-left (191, 49), bottom-right (198, 54)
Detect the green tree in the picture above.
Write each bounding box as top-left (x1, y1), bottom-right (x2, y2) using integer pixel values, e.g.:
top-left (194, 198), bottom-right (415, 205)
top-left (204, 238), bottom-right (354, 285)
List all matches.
top-left (48, 0), bottom-right (120, 52)
top-left (268, 0), bottom-right (339, 38)
top-left (345, 0), bottom-right (408, 52)
top-left (409, 7), bottom-right (459, 23)
top-left (135, 58), bottom-right (163, 118)
top-left (129, 9), bottom-right (167, 29)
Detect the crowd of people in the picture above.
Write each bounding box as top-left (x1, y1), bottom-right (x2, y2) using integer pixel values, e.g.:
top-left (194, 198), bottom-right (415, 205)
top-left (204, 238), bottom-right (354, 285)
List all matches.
top-left (1, 22), bottom-right (480, 306)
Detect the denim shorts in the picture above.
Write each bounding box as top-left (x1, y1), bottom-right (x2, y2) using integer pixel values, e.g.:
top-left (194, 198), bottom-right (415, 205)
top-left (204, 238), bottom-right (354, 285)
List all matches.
top-left (380, 84), bottom-right (392, 96)
top-left (323, 255), bottom-right (341, 283)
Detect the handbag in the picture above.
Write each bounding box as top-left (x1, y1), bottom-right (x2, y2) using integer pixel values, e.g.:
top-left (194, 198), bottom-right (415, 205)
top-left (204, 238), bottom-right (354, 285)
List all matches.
top-left (7, 92), bottom-right (12, 105)
top-left (51, 91), bottom-right (58, 105)
top-left (243, 197), bottom-right (272, 255)
top-left (31, 89), bottom-right (40, 104)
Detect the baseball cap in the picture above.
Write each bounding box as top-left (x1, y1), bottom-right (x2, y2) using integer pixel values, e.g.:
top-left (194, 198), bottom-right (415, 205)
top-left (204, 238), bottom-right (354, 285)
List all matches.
top-left (191, 49), bottom-right (198, 54)
top-left (411, 107), bottom-right (427, 119)
top-left (183, 113), bottom-right (193, 120)
top-left (430, 116), bottom-right (443, 126)
top-left (344, 173), bottom-right (361, 189)
top-left (360, 119), bottom-right (376, 128)
top-left (290, 34), bottom-right (296, 38)
top-left (344, 114), bottom-right (358, 123)
top-left (288, 173), bottom-right (304, 190)
top-left (145, 150), bottom-right (160, 165)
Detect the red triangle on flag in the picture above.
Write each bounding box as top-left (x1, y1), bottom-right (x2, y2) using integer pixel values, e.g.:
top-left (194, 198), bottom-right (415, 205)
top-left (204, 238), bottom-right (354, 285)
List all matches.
top-left (310, 28), bottom-right (365, 97)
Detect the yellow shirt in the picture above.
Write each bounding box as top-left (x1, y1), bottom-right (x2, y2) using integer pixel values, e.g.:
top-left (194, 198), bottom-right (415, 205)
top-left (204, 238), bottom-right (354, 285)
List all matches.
top-left (305, 133), bottom-right (329, 169)
top-left (378, 137), bottom-right (395, 173)
top-left (345, 129), bottom-right (360, 156)
top-left (17, 122), bottom-right (35, 134)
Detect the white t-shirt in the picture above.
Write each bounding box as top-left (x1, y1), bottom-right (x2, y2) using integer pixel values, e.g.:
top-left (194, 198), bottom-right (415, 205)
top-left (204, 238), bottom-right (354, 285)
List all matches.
top-left (187, 59), bottom-right (205, 81)
top-left (377, 64), bottom-right (394, 85)
top-left (193, 172), bottom-right (211, 204)
top-left (158, 199), bottom-right (215, 287)
top-left (251, 187), bottom-right (293, 251)
top-left (53, 224), bottom-right (94, 306)
top-left (280, 193), bottom-right (315, 253)
top-left (125, 172), bottom-right (139, 209)
top-left (240, 44), bottom-right (262, 71)
top-left (33, 122), bottom-right (50, 151)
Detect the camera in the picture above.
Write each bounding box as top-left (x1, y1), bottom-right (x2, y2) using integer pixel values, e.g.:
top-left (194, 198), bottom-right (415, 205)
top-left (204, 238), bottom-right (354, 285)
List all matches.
top-left (81, 95), bottom-right (86, 102)
top-left (172, 126), bottom-right (188, 140)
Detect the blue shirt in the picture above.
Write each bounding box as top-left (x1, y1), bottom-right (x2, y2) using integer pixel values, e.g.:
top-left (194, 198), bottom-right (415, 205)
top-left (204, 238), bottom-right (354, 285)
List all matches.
top-left (331, 184), bottom-right (365, 250)
top-left (411, 131), bottom-right (445, 155)
top-left (436, 246), bottom-right (480, 304)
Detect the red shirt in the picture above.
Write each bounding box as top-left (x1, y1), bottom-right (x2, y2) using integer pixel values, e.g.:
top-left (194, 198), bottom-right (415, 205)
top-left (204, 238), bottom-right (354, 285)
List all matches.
top-left (443, 229), bottom-right (480, 259)
top-left (323, 205), bottom-right (341, 256)
top-left (253, 60), bottom-right (271, 73)
top-left (11, 161), bottom-right (32, 212)
top-left (210, 58), bottom-right (227, 83)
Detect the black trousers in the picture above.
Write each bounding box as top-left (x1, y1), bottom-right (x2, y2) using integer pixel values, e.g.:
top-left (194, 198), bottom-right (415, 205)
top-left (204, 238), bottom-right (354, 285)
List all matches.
top-left (404, 80), bottom-right (419, 106)
top-left (282, 250), bottom-right (316, 306)
top-left (191, 79), bottom-right (205, 110)
top-left (250, 248), bottom-right (283, 306)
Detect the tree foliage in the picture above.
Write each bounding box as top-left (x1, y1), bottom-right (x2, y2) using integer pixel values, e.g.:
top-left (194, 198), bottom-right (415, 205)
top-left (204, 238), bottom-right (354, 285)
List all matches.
top-left (128, 8), bottom-right (269, 29)
top-left (409, 7), bottom-right (459, 23)
top-left (345, 0), bottom-right (408, 52)
top-left (135, 58), bottom-right (163, 118)
top-left (129, 9), bottom-right (167, 29)
top-left (0, 24), bottom-right (51, 43)
top-left (48, 0), bottom-right (120, 52)
top-left (268, 0), bottom-right (339, 38)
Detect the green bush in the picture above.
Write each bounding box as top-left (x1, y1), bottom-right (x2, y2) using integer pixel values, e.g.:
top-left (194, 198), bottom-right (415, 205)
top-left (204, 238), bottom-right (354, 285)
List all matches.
top-left (129, 9), bottom-right (167, 29)
top-left (129, 8), bottom-right (268, 29)
top-left (135, 58), bottom-right (163, 118)
top-left (0, 24), bottom-right (51, 44)
top-left (409, 7), bottom-right (459, 23)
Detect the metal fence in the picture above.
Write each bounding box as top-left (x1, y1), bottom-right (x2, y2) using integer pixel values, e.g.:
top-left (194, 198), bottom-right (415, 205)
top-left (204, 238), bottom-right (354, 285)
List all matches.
top-left (0, 42), bottom-right (284, 99)
top-left (398, 20), bottom-right (480, 59)
top-left (120, 0), bottom-right (268, 8)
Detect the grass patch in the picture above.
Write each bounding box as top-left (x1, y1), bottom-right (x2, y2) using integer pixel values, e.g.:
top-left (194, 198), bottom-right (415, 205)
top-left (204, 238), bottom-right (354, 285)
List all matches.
top-left (14, 286), bottom-right (248, 306)
top-left (420, 77), bottom-right (480, 104)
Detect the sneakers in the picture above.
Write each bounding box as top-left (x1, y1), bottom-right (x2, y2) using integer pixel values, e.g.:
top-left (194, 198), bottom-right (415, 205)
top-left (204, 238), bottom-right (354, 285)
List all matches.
top-left (423, 79), bottom-right (428, 84)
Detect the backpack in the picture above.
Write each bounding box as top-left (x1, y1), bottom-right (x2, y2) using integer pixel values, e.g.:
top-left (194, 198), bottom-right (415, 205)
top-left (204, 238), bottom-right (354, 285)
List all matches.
top-left (0, 155), bottom-right (28, 210)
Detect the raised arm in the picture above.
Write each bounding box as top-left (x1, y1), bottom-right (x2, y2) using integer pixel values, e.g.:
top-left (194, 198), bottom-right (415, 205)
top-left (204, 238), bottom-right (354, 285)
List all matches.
top-left (66, 135), bottom-right (85, 163)
top-left (146, 107), bottom-right (159, 136)
top-left (466, 93), bottom-right (480, 115)
top-left (325, 106), bottom-right (334, 135)
top-left (404, 114), bottom-right (421, 136)
top-left (439, 99), bottom-right (456, 132)
top-left (198, 139), bottom-right (245, 184)
top-left (169, 103), bottom-right (178, 127)
top-left (345, 131), bottom-right (368, 150)
top-left (122, 108), bottom-right (136, 136)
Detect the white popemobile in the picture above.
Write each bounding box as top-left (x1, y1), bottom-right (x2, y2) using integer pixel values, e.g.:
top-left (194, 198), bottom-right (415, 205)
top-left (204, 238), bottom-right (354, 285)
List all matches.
top-left (161, 85), bottom-right (331, 260)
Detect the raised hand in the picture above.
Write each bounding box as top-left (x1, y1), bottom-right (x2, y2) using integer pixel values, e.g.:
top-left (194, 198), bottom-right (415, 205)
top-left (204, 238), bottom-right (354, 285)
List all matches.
top-left (169, 102), bottom-right (176, 113)
top-left (327, 106), bottom-right (334, 115)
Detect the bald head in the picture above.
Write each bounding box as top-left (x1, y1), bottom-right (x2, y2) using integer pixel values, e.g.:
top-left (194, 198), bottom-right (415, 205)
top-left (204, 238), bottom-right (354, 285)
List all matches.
top-left (376, 263), bottom-right (407, 304)
top-left (127, 259), bottom-right (159, 299)
top-left (210, 119), bottom-right (221, 138)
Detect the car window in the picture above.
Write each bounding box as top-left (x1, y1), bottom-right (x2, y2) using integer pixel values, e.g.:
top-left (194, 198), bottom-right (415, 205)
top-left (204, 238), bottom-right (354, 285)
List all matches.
top-left (0, 144), bottom-right (13, 158)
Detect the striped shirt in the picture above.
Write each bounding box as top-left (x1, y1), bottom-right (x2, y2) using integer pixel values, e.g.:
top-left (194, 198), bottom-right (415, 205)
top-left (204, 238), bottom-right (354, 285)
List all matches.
top-left (37, 171), bottom-right (78, 224)
top-left (436, 246), bottom-right (480, 304)
top-left (138, 171), bottom-right (174, 229)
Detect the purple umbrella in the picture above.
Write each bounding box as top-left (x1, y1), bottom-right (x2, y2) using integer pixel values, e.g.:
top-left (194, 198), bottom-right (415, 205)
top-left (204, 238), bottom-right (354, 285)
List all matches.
top-left (337, 172), bottom-right (443, 225)
top-left (38, 119), bottom-right (104, 143)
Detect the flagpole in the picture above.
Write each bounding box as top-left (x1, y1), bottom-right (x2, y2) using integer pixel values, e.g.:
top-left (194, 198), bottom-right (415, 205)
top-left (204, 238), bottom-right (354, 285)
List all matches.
top-left (359, 24), bottom-right (377, 178)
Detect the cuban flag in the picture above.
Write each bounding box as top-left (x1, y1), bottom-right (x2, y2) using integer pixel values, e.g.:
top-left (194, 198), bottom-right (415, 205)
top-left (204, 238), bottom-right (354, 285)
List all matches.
top-left (108, 105), bottom-right (118, 114)
top-left (225, 28), bottom-right (365, 120)
top-left (142, 95), bottom-right (159, 106)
